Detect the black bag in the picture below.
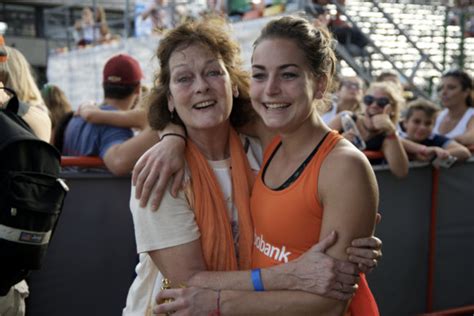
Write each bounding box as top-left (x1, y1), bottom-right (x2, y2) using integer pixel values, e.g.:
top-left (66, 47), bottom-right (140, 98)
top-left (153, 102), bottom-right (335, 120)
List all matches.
top-left (0, 87), bottom-right (69, 294)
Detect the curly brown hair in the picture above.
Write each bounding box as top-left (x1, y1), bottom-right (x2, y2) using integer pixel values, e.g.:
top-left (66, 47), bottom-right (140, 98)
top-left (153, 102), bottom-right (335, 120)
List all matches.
top-left (147, 18), bottom-right (256, 131)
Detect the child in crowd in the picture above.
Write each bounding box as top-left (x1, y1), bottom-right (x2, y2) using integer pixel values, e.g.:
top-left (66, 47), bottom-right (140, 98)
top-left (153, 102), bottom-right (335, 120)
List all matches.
top-left (401, 98), bottom-right (471, 163)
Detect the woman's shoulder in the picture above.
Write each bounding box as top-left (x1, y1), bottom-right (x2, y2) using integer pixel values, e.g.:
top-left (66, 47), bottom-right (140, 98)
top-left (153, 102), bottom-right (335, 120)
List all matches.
top-left (319, 139), bottom-right (377, 202)
top-left (323, 138), bottom-right (370, 175)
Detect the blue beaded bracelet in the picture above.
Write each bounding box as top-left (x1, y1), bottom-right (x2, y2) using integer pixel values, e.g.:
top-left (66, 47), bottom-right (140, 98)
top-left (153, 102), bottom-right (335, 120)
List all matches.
top-left (251, 268), bottom-right (265, 292)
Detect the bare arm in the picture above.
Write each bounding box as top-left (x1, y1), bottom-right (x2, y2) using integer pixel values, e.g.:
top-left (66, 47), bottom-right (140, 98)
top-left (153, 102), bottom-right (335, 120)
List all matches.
top-left (371, 106), bottom-right (408, 177)
top-left (314, 141), bottom-right (379, 314)
top-left (149, 243), bottom-right (321, 316)
top-left (156, 288), bottom-right (349, 316)
top-left (444, 140), bottom-right (471, 161)
top-left (381, 133), bottom-right (409, 178)
top-left (132, 123), bottom-right (187, 209)
top-left (151, 232), bottom-right (358, 293)
top-left (150, 228), bottom-right (357, 316)
top-left (103, 127), bottom-right (160, 176)
top-left (78, 105), bottom-right (147, 130)
top-left (453, 116), bottom-right (474, 146)
top-left (133, 118), bottom-right (277, 209)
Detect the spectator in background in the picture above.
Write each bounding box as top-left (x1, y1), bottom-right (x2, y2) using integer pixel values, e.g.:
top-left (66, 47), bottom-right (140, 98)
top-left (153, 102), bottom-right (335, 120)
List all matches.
top-left (433, 69), bottom-right (474, 147)
top-left (141, 0), bottom-right (172, 33)
top-left (307, 0), bottom-right (369, 55)
top-left (329, 81), bottom-right (409, 178)
top-left (400, 98), bottom-right (471, 162)
top-left (74, 6), bottom-right (111, 47)
top-left (376, 70), bottom-right (414, 101)
top-left (204, 0), bottom-right (226, 15)
top-left (0, 45), bottom-right (51, 142)
top-left (62, 54), bottom-right (159, 175)
top-left (75, 87), bottom-right (149, 132)
top-left (327, 1), bottom-right (369, 54)
top-left (376, 71), bottom-right (403, 92)
top-left (41, 84), bottom-right (73, 143)
top-left (321, 75), bottom-right (365, 123)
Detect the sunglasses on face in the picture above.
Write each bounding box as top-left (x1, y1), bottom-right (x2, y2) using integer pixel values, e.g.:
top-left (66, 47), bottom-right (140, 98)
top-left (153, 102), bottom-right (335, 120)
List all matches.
top-left (363, 95), bottom-right (390, 108)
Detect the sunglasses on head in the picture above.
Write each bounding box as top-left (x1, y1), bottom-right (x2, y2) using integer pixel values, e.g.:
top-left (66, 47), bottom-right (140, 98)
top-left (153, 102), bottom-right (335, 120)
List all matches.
top-left (363, 95), bottom-right (390, 108)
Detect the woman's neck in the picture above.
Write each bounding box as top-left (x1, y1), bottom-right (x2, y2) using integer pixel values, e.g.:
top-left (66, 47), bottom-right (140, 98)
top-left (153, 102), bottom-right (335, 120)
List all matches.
top-left (278, 111), bottom-right (330, 161)
top-left (187, 123), bottom-right (230, 161)
top-left (447, 104), bottom-right (469, 120)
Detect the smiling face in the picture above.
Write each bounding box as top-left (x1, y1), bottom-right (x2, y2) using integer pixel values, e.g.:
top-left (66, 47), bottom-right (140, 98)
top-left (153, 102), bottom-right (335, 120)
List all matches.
top-left (438, 76), bottom-right (470, 109)
top-left (167, 43), bottom-right (234, 135)
top-left (250, 38), bottom-right (322, 133)
top-left (363, 87), bottom-right (391, 130)
top-left (404, 109), bottom-right (435, 142)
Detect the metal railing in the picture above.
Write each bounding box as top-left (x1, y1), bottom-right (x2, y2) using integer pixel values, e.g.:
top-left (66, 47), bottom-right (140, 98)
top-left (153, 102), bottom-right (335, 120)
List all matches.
top-left (331, 0), bottom-right (449, 98)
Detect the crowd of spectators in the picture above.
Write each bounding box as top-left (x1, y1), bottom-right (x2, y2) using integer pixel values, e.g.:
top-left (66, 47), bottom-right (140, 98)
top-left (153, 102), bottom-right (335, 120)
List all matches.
top-left (73, 6), bottom-right (115, 47)
top-left (2, 7), bottom-right (474, 315)
top-left (2, 3), bottom-right (473, 177)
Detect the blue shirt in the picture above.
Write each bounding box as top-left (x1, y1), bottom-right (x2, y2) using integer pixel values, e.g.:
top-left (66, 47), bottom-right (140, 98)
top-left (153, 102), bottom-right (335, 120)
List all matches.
top-left (420, 134), bottom-right (451, 148)
top-left (63, 105), bottom-right (133, 158)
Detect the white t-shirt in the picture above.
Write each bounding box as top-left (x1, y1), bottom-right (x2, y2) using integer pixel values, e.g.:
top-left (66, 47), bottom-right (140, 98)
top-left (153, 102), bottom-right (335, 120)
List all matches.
top-left (123, 134), bottom-right (262, 316)
top-left (433, 107), bottom-right (474, 138)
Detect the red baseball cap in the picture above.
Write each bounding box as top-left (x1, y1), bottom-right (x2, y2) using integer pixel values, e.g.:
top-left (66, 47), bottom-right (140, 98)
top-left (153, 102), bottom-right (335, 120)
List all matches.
top-left (103, 54), bottom-right (143, 85)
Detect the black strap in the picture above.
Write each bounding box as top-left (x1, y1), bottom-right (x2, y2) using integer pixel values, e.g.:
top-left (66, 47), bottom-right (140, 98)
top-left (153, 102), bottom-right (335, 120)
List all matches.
top-left (262, 131), bottom-right (331, 191)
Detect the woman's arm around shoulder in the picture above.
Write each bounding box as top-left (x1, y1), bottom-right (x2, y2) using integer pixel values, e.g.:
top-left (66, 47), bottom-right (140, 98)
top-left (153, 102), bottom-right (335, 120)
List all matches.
top-left (78, 105), bottom-right (147, 130)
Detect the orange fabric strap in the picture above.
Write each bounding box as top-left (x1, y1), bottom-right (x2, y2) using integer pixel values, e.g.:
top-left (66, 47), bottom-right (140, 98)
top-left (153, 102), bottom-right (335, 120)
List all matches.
top-left (185, 127), bottom-right (254, 271)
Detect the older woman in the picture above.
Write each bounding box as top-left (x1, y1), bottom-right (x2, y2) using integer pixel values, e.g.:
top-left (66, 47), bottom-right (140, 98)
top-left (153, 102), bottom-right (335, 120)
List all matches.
top-left (433, 69), bottom-right (474, 146)
top-left (125, 18), bottom-right (382, 316)
top-left (329, 81), bottom-right (409, 178)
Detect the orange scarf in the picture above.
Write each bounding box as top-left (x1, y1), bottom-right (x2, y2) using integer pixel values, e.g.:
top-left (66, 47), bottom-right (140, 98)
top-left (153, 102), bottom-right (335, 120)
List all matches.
top-left (185, 127), bottom-right (254, 271)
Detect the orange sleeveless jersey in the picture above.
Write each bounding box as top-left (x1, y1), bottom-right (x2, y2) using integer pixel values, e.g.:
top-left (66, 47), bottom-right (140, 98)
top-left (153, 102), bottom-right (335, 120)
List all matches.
top-left (251, 131), bottom-right (379, 316)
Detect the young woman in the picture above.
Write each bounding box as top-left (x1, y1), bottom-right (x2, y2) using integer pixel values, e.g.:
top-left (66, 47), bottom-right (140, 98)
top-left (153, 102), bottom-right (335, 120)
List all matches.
top-left (433, 69), bottom-right (474, 146)
top-left (329, 81), bottom-right (409, 178)
top-left (132, 17), bottom-right (381, 315)
top-left (321, 75), bottom-right (364, 124)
